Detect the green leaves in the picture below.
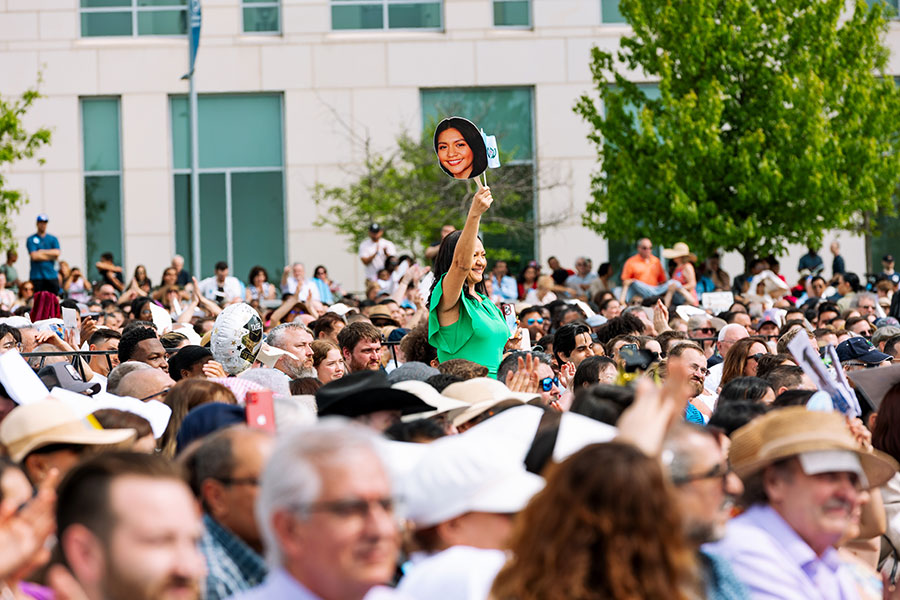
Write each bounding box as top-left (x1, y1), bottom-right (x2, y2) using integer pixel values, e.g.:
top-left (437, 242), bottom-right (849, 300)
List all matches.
top-left (0, 80), bottom-right (52, 251)
top-left (576, 0), bottom-right (900, 264)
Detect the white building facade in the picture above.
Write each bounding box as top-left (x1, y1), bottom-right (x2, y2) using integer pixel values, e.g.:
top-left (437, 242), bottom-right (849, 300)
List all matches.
top-left (0, 0), bottom-right (894, 290)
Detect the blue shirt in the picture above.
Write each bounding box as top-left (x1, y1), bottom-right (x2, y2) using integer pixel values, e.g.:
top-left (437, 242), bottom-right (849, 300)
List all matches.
top-left (26, 233), bottom-right (59, 281)
top-left (199, 514), bottom-right (267, 600)
top-left (491, 274), bottom-right (518, 302)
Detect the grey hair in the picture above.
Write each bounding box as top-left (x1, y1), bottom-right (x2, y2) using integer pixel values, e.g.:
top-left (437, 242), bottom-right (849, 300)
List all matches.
top-left (238, 367), bottom-right (291, 397)
top-left (273, 395), bottom-right (317, 429)
top-left (106, 361), bottom-right (152, 395)
top-left (256, 419), bottom-right (382, 567)
top-left (266, 322), bottom-right (314, 351)
top-left (717, 323), bottom-right (747, 343)
top-left (854, 292), bottom-right (878, 308)
top-left (661, 422), bottom-right (718, 483)
top-left (28, 343), bottom-right (68, 369)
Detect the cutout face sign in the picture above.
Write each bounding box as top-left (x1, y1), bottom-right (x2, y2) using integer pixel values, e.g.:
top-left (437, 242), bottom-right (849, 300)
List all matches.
top-left (433, 117), bottom-right (488, 180)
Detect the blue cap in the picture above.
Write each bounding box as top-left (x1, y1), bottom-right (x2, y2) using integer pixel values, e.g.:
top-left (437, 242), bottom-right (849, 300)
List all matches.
top-left (36, 214), bottom-right (48, 222)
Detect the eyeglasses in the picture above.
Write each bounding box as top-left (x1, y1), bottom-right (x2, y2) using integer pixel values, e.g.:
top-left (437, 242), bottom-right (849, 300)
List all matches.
top-left (0, 341), bottom-right (21, 351)
top-left (673, 461), bottom-right (732, 486)
top-left (139, 386), bottom-right (171, 402)
top-left (294, 497), bottom-right (397, 520)
top-left (526, 318), bottom-right (544, 325)
top-left (639, 245), bottom-right (652, 250)
top-left (540, 376), bottom-right (560, 392)
top-left (217, 477), bottom-right (259, 487)
top-left (688, 363), bottom-right (710, 377)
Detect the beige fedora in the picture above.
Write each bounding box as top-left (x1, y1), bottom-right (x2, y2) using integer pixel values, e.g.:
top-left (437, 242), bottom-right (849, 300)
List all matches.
top-left (0, 400), bottom-right (136, 463)
top-left (729, 406), bottom-right (897, 488)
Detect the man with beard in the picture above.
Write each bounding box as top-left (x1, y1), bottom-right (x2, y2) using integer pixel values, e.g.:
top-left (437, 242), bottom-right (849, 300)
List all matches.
top-left (54, 451), bottom-right (206, 600)
top-left (665, 342), bottom-right (712, 424)
top-left (267, 323), bottom-right (316, 378)
top-left (662, 424), bottom-right (748, 599)
top-left (338, 321), bottom-right (383, 373)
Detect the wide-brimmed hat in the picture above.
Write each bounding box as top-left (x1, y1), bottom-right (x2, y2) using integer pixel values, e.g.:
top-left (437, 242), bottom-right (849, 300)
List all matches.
top-left (316, 370), bottom-right (432, 418)
top-left (392, 380), bottom-right (470, 423)
top-left (368, 305), bottom-right (401, 328)
top-left (442, 378), bottom-right (538, 427)
top-left (0, 400), bottom-right (136, 462)
top-left (662, 242), bottom-right (696, 261)
top-left (729, 406), bottom-right (897, 488)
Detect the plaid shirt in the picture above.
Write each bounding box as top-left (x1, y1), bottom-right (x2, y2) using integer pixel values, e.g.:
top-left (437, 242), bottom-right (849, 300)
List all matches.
top-left (199, 513), bottom-right (268, 600)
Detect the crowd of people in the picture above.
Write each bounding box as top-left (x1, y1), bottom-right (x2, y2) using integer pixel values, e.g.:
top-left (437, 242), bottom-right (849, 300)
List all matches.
top-left (1, 198), bottom-right (900, 600)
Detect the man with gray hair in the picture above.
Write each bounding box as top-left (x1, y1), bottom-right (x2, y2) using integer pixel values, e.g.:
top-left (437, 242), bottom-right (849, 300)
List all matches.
top-left (662, 423), bottom-right (748, 598)
top-left (267, 323), bottom-right (315, 379)
top-left (233, 420), bottom-right (406, 600)
top-left (113, 363), bottom-right (174, 401)
top-left (106, 360), bottom-right (151, 395)
top-left (565, 256), bottom-right (597, 300)
top-left (853, 291), bottom-right (879, 321)
top-left (704, 323), bottom-right (749, 394)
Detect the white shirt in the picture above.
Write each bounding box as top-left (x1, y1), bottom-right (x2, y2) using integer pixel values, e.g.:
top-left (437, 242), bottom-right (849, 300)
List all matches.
top-left (398, 546), bottom-right (507, 600)
top-left (704, 361), bottom-right (724, 396)
top-left (281, 277), bottom-right (321, 304)
top-left (359, 238), bottom-right (397, 281)
top-left (198, 275), bottom-right (244, 303)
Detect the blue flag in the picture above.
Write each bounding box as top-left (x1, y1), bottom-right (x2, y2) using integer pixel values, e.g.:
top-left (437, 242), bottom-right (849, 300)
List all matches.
top-left (187, 0), bottom-right (202, 76)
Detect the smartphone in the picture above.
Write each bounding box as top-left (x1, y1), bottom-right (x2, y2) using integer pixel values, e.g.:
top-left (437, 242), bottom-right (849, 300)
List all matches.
top-left (518, 327), bottom-right (531, 351)
top-left (245, 390), bottom-right (276, 433)
top-left (500, 303), bottom-right (517, 335)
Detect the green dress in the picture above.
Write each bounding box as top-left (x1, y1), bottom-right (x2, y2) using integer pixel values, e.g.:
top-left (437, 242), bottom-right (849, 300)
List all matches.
top-left (428, 273), bottom-right (510, 378)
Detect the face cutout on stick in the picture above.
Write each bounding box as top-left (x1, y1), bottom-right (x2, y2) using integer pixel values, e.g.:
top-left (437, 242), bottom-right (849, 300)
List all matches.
top-left (434, 117), bottom-right (488, 180)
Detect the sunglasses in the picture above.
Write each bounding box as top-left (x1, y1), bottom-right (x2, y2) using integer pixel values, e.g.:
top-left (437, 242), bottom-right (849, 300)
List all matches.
top-left (540, 377), bottom-right (560, 392)
top-left (693, 327), bottom-right (716, 335)
top-left (526, 318), bottom-right (544, 325)
top-left (748, 353), bottom-right (765, 362)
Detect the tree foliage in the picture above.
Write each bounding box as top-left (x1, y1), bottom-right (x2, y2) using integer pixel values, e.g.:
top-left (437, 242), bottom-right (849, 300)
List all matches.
top-left (314, 128), bottom-right (556, 268)
top-left (575, 0), bottom-right (900, 265)
top-left (0, 82), bottom-right (51, 250)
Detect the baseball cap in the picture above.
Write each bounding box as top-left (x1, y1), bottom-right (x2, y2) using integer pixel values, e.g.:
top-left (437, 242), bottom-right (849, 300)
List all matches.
top-left (885, 254), bottom-right (895, 263)
top-left (36, 214), bottom-right (48, 223)
top-left (0, 399), bottom-right (136, 462)
top-left (401, 434), bottom-right (545, 527)
top-left (369, 223), bottom-right (382, 233)
top-left (37, 363), bottom-right (101, 396)
top-left (836, 337), bottom-right (892, 365)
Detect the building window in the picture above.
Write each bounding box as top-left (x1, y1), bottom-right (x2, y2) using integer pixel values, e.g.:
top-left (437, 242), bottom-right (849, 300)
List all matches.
top-left (600, 0), bottom-right (626, 23)
top-left (170, 95), bottom-right (285, 280)
top-left (331, 0), bottom-right (442, 31)
top-left (421, 87), bottom-right (536, 262)
top-left (493, 0), bottom-right (530, 27)
top-left (80, 0), bottom-right (187, 37)
top-left (81, 98), bottom-right (124, 282)
top-left (243, 0), bottom-right (280, 33)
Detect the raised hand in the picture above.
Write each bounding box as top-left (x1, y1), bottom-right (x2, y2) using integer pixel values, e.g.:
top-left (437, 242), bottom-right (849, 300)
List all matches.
top-left (505, 353), bottom-right (539, 395)
top-left (469, 186), bottom-right (493, 218)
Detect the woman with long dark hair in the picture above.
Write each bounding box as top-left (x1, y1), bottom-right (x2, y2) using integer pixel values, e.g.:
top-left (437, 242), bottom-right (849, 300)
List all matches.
top-left (490, 442), bottom-right (700, 600)
top-left (428, 187), bottom-right (510, 377)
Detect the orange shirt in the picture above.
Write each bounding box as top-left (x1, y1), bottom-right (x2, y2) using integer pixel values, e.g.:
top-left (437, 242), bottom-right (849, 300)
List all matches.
top-left (622, 254), bottom-right (666, 286)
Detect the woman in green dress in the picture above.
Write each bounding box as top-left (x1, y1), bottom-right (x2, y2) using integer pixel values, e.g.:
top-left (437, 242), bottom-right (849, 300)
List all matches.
top-left (428, 185), bottom-right (512, 378)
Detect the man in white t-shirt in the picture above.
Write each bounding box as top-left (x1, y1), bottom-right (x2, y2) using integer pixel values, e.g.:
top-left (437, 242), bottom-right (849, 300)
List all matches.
top-left (359, 223), bottom-right (397, 281)
top-left (198, 261), bottom-right (245, 305)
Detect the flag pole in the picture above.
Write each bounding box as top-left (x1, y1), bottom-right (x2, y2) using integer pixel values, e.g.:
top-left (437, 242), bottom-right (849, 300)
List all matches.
top-left (183, 0), bottom-right (202, 278)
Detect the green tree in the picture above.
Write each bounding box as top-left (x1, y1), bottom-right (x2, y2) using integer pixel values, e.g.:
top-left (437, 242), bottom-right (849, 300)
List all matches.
top-left (575, 0), bottom-right (900, 267)
top-left (314, 127), bottom-right (560, 269)
top-left (0, 82), bottom-right (52, 250)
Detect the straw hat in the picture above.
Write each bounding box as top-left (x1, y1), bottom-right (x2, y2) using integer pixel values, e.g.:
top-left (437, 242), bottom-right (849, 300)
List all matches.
top-left (661, 242), bottom-right (696, 261)
top-left (729, 406), bottom-right (897, 488)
